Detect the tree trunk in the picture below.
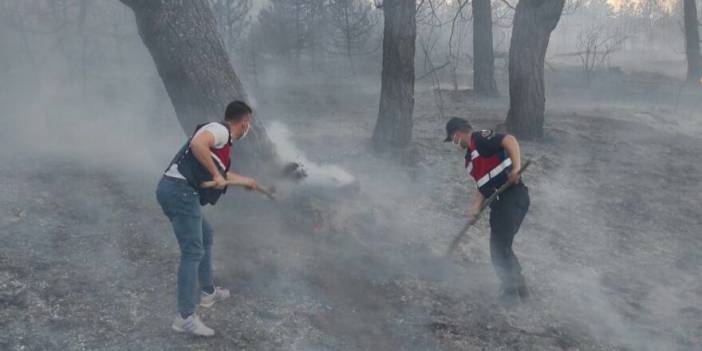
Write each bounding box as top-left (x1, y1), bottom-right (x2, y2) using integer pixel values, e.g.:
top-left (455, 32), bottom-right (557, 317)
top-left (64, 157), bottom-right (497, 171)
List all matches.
top-left (505, 0), bottom-right (564, 139)
top-left (372, 0), bottom-right (416, 150)
top-left (472, 0), bottom-right (499, 97)
top-left (119, 0), bottom-right (273, 163)
top-left (683, 0), bottom-right (702, 82)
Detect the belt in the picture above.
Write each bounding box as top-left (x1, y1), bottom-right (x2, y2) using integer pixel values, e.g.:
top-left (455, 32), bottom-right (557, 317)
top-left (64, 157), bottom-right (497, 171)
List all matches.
top-left (162, 175), bottom-right (193, 188)
top-left (491, 181), bottom-right (526, 202)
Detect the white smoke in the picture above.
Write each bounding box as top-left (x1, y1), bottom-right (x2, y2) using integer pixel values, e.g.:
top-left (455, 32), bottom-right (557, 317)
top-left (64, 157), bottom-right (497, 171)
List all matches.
top-left (267, 121), bottom-right (355, 187)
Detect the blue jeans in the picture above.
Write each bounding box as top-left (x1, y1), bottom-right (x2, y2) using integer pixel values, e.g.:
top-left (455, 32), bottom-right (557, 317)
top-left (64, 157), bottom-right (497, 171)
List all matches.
top-left (156, 177), bottom-right (214, 317)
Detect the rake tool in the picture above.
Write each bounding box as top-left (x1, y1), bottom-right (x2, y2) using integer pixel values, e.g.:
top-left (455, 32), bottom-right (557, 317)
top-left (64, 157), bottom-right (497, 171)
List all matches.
top-left (201, 180), bottom-right (276, 200)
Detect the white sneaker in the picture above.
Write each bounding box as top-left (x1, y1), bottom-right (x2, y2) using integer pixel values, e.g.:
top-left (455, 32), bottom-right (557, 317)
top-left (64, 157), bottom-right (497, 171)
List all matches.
top-left (171, 314), bottom-right (215, 337)
top-left (200, 286), bottom-right (231, 308)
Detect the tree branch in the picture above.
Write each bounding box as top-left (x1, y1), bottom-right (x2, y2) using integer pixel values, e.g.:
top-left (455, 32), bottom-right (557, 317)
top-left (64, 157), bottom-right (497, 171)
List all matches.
top-left (500, 0), bottom-right (516, 10)
top-left (417, 61), bottom-right (451, 80)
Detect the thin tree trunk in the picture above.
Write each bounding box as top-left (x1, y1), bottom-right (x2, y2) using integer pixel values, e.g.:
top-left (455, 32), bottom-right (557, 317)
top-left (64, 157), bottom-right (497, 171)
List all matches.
top-left (295, 2), bottom-right (303, 71)
top-left (372, 0), bottom-right (416, 150)
top-left (472, 0), bottom-right (498, 97)
top-left (683, 0), bottom-right (702, 82)
top-left (119, 0), bottom-right (273, 163)
top-left (344, 4), bottom-right (357, 77)
top-left (79, 0), bottom-right (89, 100)
top-left (505, 0), bottom-right (564, 139)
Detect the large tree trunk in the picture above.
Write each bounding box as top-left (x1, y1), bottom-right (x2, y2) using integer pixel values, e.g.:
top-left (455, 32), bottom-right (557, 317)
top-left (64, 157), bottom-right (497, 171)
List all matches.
top-left (119, 0), bottom-right (273, 163)
top-left (372, 0), bottom-right (416, 150)
top-left (683, 0), bottom-right (702, 82)
top-left (505, 0), bottom-right (564, 139)
top-left (472, 0), bottom-right (499, 97)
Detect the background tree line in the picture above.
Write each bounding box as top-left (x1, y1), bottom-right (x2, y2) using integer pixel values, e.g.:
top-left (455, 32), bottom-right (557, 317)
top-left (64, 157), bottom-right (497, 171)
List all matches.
top-left (1, 0), bottom-right (698, 159)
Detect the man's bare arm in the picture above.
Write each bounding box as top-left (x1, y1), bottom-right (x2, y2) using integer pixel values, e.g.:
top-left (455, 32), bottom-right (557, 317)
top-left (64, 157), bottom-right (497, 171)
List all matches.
top-left (225, 171), bottom-right (257, 190)
top-left (501, 135), bottom-right (522, 184)
top-left (468, 188), bottom-right (485, 222)
top-left (190, 131), bottom-right (227, 188)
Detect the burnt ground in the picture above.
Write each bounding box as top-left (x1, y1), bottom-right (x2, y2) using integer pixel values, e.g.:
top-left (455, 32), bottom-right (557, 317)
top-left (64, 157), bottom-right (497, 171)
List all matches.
top-left (1, 71), bottom-right (702, 351)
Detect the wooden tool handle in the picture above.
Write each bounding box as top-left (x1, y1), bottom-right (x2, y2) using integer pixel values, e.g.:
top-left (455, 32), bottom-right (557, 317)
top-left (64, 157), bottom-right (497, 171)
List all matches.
top-left (200, 181), bottom-right (276, 200)
top-left (446, 159), bottom-right (532, 255)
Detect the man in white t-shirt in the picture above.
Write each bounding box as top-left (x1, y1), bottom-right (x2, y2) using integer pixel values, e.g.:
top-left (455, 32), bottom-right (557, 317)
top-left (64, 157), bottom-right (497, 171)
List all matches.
top-left (156, 101), bottom-right (258, 336)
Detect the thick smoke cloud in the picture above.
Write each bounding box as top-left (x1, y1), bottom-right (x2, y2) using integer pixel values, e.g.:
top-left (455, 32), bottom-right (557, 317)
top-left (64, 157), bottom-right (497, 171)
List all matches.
top-left (0, 1), bottom-right (700, 350)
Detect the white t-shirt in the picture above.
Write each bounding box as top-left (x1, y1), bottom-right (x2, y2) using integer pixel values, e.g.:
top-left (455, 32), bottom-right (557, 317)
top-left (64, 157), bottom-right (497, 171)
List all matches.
top-left (164, 123), bottom-right (230, 179)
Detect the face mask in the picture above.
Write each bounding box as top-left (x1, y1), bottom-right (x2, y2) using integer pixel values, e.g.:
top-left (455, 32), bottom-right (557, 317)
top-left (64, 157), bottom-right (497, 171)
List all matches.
top-left (239, 122), bottom-right (251, 140)
top-left (453, 134), bottom-right (468, 149)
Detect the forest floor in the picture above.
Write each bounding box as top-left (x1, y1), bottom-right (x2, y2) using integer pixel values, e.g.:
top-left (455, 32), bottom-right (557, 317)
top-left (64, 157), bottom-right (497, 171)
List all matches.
top-left (1, 69), bottom-right (702, 351)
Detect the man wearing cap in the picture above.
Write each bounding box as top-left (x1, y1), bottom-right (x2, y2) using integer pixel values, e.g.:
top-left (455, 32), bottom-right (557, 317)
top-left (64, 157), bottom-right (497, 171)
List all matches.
top-left (444, 117), bottom-right (530, 304)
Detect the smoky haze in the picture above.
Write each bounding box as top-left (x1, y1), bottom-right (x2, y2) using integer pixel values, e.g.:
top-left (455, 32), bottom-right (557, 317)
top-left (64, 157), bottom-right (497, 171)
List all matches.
top-left (0, 1), bottom-right (701, 351)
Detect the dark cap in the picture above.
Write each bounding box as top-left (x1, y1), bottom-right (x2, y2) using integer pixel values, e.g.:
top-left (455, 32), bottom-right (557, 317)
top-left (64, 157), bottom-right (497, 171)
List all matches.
top-left (444, 117), bottom-right (472, 142)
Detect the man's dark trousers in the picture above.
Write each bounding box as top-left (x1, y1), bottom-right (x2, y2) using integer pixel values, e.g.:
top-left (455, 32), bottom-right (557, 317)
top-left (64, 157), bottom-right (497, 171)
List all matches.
top-left (489, 182), bottom-right (530, 295)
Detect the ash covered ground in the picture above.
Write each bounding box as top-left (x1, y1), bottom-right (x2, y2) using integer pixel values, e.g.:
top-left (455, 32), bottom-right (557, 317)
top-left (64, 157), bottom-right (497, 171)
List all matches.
top-left (1, 71), bottom-right (702, 351)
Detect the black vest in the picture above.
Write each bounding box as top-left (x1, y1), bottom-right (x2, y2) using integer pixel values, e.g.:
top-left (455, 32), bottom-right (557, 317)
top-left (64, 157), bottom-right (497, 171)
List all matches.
top-left (167, 123), bottom-right (232, 206)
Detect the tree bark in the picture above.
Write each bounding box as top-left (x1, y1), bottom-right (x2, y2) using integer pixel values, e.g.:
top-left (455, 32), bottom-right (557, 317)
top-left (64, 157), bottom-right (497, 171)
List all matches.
top-left (119, 0), bottom-right (273, 163)
top-left (372, 0), bottom-right (416, 150)
top-left (683, 0), bottom-right (702, 82)
top-left (472, 0), bottom-right (499, 97)
top-left (505, 0), bottom-right (564, 139)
